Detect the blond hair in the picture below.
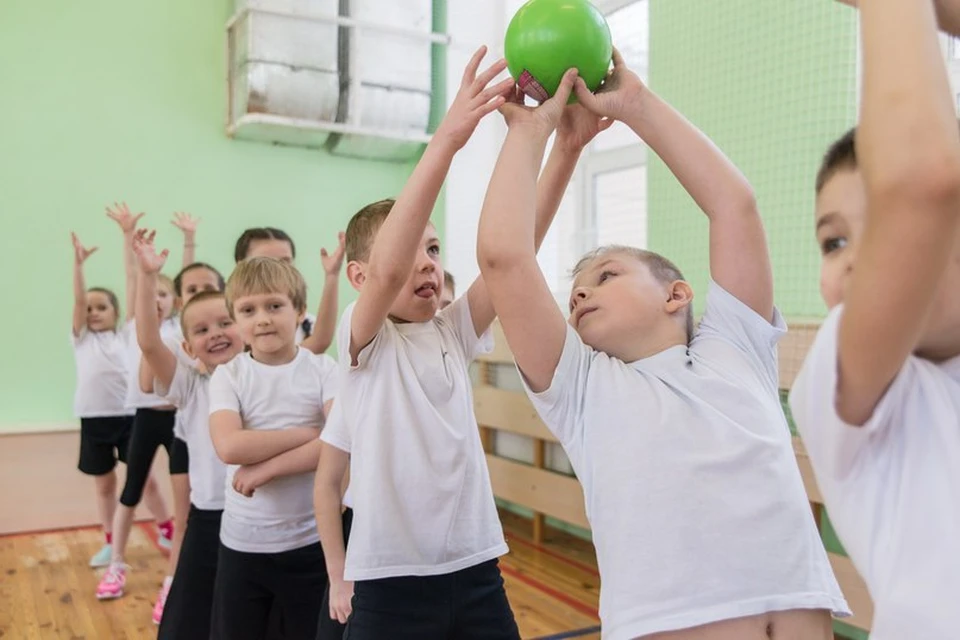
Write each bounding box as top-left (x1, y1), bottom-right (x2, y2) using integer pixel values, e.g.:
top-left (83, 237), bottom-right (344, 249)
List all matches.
top-left (225, 257), bottom-right (307, 316)
top-left (345, 199), bottom-right (395, 263)
top-left (573, 245), bottom-right (695, 343)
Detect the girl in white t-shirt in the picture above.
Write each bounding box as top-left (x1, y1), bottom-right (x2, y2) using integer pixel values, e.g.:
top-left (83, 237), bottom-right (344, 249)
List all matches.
top-left (69, 231), bottom-right (169, 570)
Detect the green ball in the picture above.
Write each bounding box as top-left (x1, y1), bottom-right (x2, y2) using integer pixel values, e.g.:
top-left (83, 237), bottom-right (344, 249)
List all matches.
top-left (504, 0), bottom-right (613, 102)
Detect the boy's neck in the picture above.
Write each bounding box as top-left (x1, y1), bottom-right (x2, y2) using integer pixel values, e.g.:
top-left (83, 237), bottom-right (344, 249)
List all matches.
top-left (250, 343), bottom-right (299, 366)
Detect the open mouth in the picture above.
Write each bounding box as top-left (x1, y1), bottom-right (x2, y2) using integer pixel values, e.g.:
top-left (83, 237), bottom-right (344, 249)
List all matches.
top-left (208, 341), bottom-right (231, 354)
top-left (415, 282), bottom-right (437, 299)
top-left (576, 307), bottom-right (598, 325)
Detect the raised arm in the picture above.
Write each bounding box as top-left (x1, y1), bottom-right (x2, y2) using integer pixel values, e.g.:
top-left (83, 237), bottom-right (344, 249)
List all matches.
top-left (132, 229), bottom-right (178, 391)
top-left (835, 0), bottom-right (960, 425)
top-left (71, 233), bottom-right (98, 337)
top-left (575, 50), bottom-right (771, 320)
top-left (314, 441), bottom-right (353, 623)
top-left (466, 90), bottom-right (615, 338)
top-left (301, 233), bottom-right (345, 355)
top-left (348, 46), bottom-right (512, 363)
top-left (209, 410), bottom-right (320, 466)
top-left (836, 0), bottom-right (960, 36)
top-left (171, 212), bottom-right (199, 268)
top-left (477, 70), bottom-right (582, 392)
top-left (106, 202), bottom-right (145, 321)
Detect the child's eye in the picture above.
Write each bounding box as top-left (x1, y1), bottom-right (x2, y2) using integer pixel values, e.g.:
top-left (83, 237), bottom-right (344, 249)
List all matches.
top-left (821, 237), bottom-right (847, 255)
top-left (239, 307), bottom-right (252, 315)
top-left (598, 270), bottom-right (616, 283)
top-left (428, 245), bottom-right (440, 256)
top-left (269, 303), bottom-right (282, 311)
top-left (221, 319), bottom-right (234, 328)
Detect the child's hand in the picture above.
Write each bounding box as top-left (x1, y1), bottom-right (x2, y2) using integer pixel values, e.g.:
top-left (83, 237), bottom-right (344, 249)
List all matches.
top-left (434, 46), bottom-right (514, 151)
top-left (329, 578), bottom-right (354, 624)
top-left (171, 212), bottom-right (200, 236)
top-left (498, 68), bottom-right (580, 140)
top-left (320, 232), bottom-right (346, 276)
top-left (132, 229), bottom-right (169, 274)
top-left (105, 202), bottom-right (145, 234)
top-left (555, 102), bottom-right (615, 153)
top-left (232, 462), bottom-right (271, 497)
top-left (573, 48), bottom-right (645, 123)
top-left (71, 232), bottom-right (98, 265)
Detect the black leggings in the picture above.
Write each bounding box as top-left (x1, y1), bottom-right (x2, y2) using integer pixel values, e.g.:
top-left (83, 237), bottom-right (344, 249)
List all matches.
top-left (119, 407), bottom-right (176, 507)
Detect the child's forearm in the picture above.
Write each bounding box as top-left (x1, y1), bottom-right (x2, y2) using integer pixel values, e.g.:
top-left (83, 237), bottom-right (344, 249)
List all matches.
top-left (72, 260), bottom-right (87, 335)
top-left (254, 439), bottom-right (322, 480)
top-left (135, 269), bottom-right (164, 355)
top-left (122, 230), bottom-right (138, 321)
top-left (478, 131), bottom-right (548, 267)
top-left (218, 426), bottom-right (320, 466)
top-left (182, 232), bottom-right (196, 268)
top-left (367, 140), bottom-right (455, 286)
top-left (315, 479), bottom-right (348, 583)
top-left (621, 90), bottom-right (754, 222)
top-left (301, 274), bottom-right (338, 354)
top-left (533, 145), bottom-right (581, 250)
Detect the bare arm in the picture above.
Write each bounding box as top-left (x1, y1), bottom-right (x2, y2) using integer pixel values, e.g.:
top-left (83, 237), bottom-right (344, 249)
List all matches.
top-left (301, 233), bottom-right (345, 355)
top-left (314, 441), bottom-right (352, 623)
top-left (834, 0), bottom-right (960, 425)
top-left (836, 0), bottom-right (960, 36)
top-left (70, 233), bottom-right (98, 337)
top-left (209, 410), bottom-right (321, 465)
top-left (348, 47), bottom-right (511, 363)
top-left (172, 212), bottom-right (199, 268)
top-left (477, 71), bottom-right (583, 392)
top-left (576, 51), bottom-right (771, 320)
top-left (105, 203), bottom-right (145, 321)
top-left (133, 230), bottom-right (178, 391)
top-left (465, 99), bottom-right (613, 337)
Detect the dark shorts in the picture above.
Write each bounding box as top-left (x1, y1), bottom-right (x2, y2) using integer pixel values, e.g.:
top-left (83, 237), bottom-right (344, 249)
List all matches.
top-left (78, 415), bottom-right (134, 476)
top-left (343, 558), bottom-right (519, 640)
top-left (118, 407), bottom-right (176, 507)
top-left (170, 436), bottom-right (189, 475)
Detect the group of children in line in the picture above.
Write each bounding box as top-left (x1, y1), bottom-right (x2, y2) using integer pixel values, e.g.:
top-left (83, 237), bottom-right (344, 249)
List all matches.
top-left (70, 0), bottom-right (958, 638)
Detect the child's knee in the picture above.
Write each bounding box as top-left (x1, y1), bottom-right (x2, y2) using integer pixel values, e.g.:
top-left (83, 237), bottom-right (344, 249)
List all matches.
top-left (94, 472), bottom-right (117, 498)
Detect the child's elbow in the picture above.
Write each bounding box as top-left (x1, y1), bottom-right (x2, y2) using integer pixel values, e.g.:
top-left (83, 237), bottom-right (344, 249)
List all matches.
top-left (477, 242), bottom-right (526, 275)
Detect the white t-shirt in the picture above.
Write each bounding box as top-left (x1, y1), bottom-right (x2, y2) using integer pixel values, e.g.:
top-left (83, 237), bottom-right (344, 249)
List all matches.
top-left (164, 333), bottom-right (200, 440)
top-left (155, 361), bottom-right (226, 511)
top-left (789, 306), bottom-right (960, 640)
top-left (523, 282), bottom-right (849, 640)
top-left (321, 296), bottom-right (508, 581)
top-left (72, 326), bottom-right (132, 418)
top-left (124, 317), bottom-right (181, 410)
top-left (208, 347), bottom-right (338, 553)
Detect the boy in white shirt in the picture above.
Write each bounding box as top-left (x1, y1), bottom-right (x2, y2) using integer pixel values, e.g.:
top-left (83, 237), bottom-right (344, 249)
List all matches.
top-left (312, 46), bottom-right (611, 639)
top-left (208, 256), bottom-right (339, 640)
top-left (132, 230), bottom-right (244, 640)
top-left (476, 55), bottom-right (849, 639)
top-left (789, 1), bottom-right (960, 637)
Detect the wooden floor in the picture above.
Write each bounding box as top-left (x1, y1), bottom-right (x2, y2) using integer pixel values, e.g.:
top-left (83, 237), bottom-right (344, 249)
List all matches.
top-left (0, 510), bottom-right (600, 640)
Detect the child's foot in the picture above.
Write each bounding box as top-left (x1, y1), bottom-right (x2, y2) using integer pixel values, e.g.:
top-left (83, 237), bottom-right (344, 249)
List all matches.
top-left (89, 543), bottom-right (112, 568)
top-left (95, 563), bottom-right (127, 600)
top-left (157, 531), bottom-right (173, 550)
top-left (152, 578), bottom-right (172, 625)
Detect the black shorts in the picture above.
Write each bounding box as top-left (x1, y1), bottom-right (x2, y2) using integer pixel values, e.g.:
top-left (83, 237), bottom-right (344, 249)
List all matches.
top-left (158, 506), bottom-right (222, 640)
top-left (343, 559), bottom-right (519, 640)
top-left (317, 507), bottom-right (354, 640)
top-left (170, 436), bottom-right (189, 476)
top-left (119, 407), bottom-right (176, 507)
top-left (211, 541), bottom-right (328, 640)
top-left (78, 415), bottom-right (134, 476)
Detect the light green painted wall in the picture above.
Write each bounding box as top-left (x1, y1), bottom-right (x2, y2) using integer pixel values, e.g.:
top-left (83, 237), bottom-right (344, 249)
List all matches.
top-left (648, 0), bottom-right (858, 320)
top-left (0, 0), bottom-right (436, 431)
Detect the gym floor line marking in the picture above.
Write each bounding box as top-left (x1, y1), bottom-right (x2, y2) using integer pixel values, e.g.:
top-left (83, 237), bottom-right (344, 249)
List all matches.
top-left (499, 563), bottom-right (599, 619)
top-left (531, 625), bottom-right (603, 640)
top-left (505, 533), bottom-right (600, 578)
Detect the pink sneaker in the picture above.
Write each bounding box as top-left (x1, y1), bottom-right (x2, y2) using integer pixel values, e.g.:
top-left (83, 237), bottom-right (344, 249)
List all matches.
top-left (152, 579), bottom-right (171, 624)
top-left (96, 564), bottom-right (126, 600)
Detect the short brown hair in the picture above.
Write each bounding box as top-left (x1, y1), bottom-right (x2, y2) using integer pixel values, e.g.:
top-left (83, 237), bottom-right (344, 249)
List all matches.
top-left (573, 245), bottom-right (694, 343)
top-left (345, 199), bottom-right (395, 263)
top-left (816, 128), bottom-right (857, 194)
top-left (234, 227), bottom-right (295, 263)
top-left (225, 257), bottom-right (307, 316)
top-left (180, 290), bottom-right (227, 336)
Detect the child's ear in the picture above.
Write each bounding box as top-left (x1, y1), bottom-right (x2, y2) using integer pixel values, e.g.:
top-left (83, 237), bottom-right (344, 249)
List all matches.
top-left (664, 281), bottom-right (694, 313)
top-left (346, 260), bottom-right (366, 292)
top-left (181, 338), bottom-right (196, 360)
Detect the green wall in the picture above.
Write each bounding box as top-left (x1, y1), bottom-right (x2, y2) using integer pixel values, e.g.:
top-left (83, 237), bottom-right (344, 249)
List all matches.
top-left (0, 0), bottom-right (431, 431)
top-left (648, 0), bottom-right (858, 320)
